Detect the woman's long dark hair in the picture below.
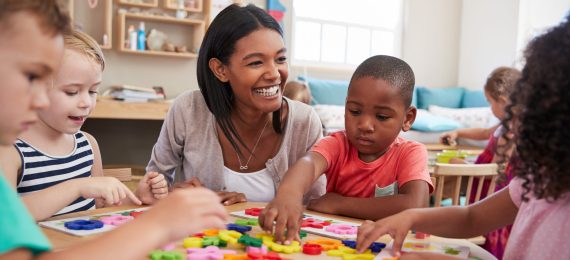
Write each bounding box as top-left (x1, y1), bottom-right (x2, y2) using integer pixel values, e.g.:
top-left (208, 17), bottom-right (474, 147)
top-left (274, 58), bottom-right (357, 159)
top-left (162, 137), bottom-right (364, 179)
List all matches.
top-left (497, 15), bottom-right (570, 202)
top-left (197, 4), bottom-right (284, 159)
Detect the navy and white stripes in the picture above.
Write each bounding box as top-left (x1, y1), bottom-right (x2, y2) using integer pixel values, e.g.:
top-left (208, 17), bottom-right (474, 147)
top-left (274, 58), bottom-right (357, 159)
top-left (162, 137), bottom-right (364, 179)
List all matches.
top-left (15, 132), bottom-right (96, 216)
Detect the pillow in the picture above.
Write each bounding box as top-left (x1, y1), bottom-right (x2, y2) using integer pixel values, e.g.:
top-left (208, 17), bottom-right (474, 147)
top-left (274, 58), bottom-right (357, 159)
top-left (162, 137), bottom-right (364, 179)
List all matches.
top-left (416, 87), bottom-right (465, 109)
top-left (300, 76), bottom-right (349, 106)
top-left (428, 105), bottom-right (498, 128)
top-left (313, 104), bottom-right (345, 129)
top-left (411, 109), bottom-right (462, 132)
top-left (461, 89), bottom-right (489, 108)
top-left (411, 87), bottom-right (418, 108)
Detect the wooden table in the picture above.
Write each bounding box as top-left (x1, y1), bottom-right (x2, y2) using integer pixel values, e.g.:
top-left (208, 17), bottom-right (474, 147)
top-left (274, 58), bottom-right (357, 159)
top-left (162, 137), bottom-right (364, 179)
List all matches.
top-left (42, 202), bottom-right (496, 259)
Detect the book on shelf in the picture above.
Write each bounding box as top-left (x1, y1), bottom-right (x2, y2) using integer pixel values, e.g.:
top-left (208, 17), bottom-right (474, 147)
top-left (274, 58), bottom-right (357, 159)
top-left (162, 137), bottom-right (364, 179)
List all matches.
top-left (104, 85), bottom-right (165, 102)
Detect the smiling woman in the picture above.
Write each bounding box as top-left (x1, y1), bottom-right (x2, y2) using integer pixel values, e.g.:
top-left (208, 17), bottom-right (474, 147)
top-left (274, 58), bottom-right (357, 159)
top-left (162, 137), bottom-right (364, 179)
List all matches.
top-left (146, 4), bottom-right (326, 205)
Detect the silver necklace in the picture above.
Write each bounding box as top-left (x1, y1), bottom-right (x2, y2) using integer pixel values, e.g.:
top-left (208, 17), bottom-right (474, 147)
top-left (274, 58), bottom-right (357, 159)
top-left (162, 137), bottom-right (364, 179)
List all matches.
top-left (235, 118), bottom-right (269, 171)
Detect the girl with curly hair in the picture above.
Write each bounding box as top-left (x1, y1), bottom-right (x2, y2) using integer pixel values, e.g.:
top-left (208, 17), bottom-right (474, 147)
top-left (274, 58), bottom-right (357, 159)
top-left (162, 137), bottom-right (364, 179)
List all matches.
top-left (356, 14), bottom-right (570, 260)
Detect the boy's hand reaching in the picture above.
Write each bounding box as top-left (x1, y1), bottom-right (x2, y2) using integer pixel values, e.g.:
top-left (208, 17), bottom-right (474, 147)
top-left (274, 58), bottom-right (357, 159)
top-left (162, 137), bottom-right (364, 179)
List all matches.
top-left (259, 194), bottom-right (304, 244)
top-left (356, 211), bottom-right (415, 255)
top-left (137, 172), bottom-right (168, 205)
top-left (78, 176), bottom-right (142, 206)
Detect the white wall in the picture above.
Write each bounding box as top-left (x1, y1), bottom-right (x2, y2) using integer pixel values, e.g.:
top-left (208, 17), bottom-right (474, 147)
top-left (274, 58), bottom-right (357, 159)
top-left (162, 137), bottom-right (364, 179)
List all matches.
top-left (457, 0), bottom-right (520, 90)
top-left (402, 0), bottom-right (462, 87)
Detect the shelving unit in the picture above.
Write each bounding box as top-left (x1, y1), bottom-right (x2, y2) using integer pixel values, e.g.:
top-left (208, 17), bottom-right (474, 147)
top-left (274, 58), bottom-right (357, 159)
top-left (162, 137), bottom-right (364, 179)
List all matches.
top-left (117, 12), bottom-right (204, 58)
top-left (66, 0), bottom-right (113, 49)
top-left (163, 0), bottom-right (203, 13)
top-left (117, 0), bottom-right (159, 8)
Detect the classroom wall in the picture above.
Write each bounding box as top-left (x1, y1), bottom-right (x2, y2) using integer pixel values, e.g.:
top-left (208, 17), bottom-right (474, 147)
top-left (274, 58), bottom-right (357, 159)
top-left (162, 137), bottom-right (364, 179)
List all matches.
top-left (457, 0), bottom-right (520, 90)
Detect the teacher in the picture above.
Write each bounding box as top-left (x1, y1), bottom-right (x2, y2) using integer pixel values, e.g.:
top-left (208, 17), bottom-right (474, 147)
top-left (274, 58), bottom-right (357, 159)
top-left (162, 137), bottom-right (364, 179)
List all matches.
top-left (146, 4), bottom-right (325, 205)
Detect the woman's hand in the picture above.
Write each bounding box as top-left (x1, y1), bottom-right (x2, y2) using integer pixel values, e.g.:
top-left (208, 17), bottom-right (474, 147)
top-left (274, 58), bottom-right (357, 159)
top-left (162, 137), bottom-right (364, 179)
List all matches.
top-left (217, 191), bottom-right (247, 205)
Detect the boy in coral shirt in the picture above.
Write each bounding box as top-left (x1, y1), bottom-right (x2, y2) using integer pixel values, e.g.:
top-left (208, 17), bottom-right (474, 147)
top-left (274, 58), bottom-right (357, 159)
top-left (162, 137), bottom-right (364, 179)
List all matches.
top-left (260, 55), bottom-right (433, 243)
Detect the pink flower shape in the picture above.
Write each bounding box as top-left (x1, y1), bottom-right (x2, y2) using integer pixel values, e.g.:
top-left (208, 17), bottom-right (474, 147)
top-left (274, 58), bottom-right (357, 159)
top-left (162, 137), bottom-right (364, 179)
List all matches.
top-left (100, 215), bottom-right (134, 226)
top-left (325, 224), bottom-right (358, 235)
top-left (186, 246), bottom-right (236, 260)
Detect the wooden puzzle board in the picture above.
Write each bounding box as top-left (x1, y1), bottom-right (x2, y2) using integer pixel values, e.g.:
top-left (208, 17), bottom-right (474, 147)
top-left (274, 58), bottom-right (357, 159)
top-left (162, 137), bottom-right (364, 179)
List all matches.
top-left (374, 239), bottom-right (470, 259)
top-left (39, 207), bottom-right (149, 237)
top-left (230, 209), bottom-right (361, 240)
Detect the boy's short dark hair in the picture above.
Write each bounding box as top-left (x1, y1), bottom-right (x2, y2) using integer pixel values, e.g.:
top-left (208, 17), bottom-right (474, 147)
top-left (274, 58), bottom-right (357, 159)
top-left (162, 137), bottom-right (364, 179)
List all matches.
top-left (350, 55), bottom-right (415, 107)
top-left (0, 0), bottom-right (70, 36)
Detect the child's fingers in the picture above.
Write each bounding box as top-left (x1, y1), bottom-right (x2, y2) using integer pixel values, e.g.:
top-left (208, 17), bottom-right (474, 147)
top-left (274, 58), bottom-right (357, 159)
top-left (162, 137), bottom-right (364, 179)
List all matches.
top-left (391, 231), bottom-right (406, 257)
top-left (260, 208), bottom-right (277, 233)
top-left (356, 220), bottom-right (375, 251)
top-left (153, 192), bottom-right (168, 200)
top-left (152, 187), bottom-right (168, 195)
top-left (148, 174), bottom-right (166, 186)
top-left (151, 181), bottom-right (167, 189)
top-left (124, 186), bottom-right (142, 205)
top-left (284, 218), bottom-right (300, 244)
top-left (357, 225), bottom-right (388, 253)
top-left (117, 187), bottom-right (127, 202)
top-left (273, 214), bottom-right (288, 243)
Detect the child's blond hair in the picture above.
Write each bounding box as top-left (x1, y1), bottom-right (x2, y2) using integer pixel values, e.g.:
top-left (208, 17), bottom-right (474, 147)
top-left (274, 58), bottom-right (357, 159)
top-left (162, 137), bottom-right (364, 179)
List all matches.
top-left (64, 29), bottom-right (105, 71)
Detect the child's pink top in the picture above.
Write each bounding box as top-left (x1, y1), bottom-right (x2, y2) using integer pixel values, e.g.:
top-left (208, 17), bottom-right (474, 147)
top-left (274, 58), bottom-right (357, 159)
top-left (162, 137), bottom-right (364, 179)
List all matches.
top-left (504, 178), bottom-right (570, 259)
top-left (311, 131), bottom-right (433, 198)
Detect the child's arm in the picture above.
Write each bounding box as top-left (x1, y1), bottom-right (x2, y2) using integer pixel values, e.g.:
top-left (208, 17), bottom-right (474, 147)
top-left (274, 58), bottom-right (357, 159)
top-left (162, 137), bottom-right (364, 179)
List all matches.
top-left (1, 188), bottom-right (227, 260)
top-left (0, 144), bottom-right (141, 221)
top-left (259, 151), bottom-right (328, 243)
top-left (356, 187), bottom-right (518, 255)
top-left (440, 125), bottom-right (499, 145)
top-left (87, 133), bottom-right (166, 206)
top-left (307, 180), bottom-right (430, 220)
top-left (84, 133), bottom-right (143, 208)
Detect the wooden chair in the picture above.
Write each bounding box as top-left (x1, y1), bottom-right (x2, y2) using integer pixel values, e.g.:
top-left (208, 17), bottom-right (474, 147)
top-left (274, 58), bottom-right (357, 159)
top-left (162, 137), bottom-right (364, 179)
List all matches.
top-left (432, 163), bottom-right (498, 207)
top-left (431, 163), bottom-right (498, 245)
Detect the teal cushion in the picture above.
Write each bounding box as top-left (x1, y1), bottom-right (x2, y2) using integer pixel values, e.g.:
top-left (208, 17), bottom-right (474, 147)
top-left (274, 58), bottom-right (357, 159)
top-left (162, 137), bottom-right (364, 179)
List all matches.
top-left (411, 87), bottom-right (418, 107)
top-left (417, 87), bottom-right (465, 109)
top-left (412, 109), bottom-right (462, 132)
top-left (300, 76), bottom-right (349, 106)
top-left (461, 89), bottom-right (489, 108)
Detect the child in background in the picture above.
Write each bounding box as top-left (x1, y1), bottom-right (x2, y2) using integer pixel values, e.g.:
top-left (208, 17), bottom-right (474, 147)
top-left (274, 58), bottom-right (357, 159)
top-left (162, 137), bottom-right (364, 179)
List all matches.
top-left (441, 67), bottom-right (521, 258)
top-left (0, 30), bottom-right (168, 221)
top-left (260, 55), bottom-right (433, 243)
top-left (283, 80), bottom-right (311, 104)
top-left (356, 16), bottom-right (570, 260)
top-left (0, 1), bottom-right (227, 259)
top-left (439, 67), bottom-right (521, 151)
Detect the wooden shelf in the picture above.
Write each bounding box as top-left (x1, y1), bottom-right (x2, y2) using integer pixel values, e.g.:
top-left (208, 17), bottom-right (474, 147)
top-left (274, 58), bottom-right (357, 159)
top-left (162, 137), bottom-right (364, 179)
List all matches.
top-left (66, 0), bottom-right (113, 49)
top-left (118, 0), bottom-right (159, 8)
top-left (123, 13), bottom-right (204, 25)
top-left (91, 99), bottom-right (170, 120)
top-left (163, 0), bottom-right (203, 13)
top-left (120, 48), bottom-right (198, 58)
top-left (117, 12), bottom-right (205, 58)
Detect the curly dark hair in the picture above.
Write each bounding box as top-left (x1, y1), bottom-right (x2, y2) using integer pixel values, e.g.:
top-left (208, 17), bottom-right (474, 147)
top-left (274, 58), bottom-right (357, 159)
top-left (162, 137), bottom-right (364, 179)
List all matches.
top-left (499, 15), bottom-right (570, 202)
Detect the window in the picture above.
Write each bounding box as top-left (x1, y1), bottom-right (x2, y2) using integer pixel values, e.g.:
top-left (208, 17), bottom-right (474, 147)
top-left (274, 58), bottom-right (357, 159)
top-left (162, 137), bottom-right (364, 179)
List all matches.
top-left (292, 0), bottom-right (403, 69)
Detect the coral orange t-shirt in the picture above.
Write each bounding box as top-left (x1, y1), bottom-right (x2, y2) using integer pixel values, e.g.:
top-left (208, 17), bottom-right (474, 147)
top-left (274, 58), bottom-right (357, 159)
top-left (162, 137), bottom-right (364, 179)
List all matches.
top-left (311, 131), bottom-right (433, 198)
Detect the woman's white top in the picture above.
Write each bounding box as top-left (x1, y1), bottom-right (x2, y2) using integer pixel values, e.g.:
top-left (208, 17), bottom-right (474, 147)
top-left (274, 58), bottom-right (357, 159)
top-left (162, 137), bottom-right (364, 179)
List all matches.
top-left (222, 166), bottom-right (275, 202)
